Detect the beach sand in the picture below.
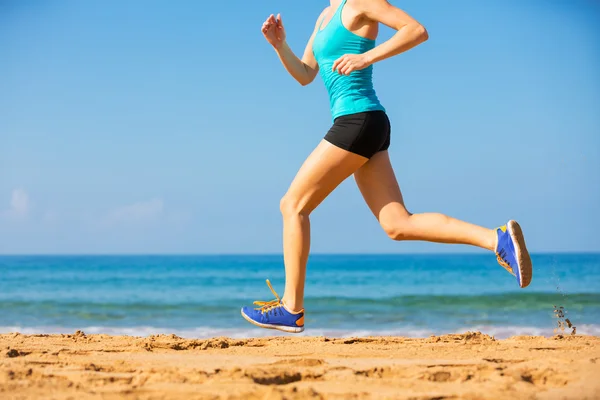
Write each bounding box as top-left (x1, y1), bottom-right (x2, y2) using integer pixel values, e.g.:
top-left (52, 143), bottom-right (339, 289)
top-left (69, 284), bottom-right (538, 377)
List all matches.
top-left (1, 331), bottom-right (599, 400)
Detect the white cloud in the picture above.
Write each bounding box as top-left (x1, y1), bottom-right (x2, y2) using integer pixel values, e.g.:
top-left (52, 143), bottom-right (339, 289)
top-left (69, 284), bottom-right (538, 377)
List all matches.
top-left (10, 189), bottom-right (30, 216)
top-left (1, 188), bottom-right (31, 220)
top-left (103, 198), bottom-right (164, 227)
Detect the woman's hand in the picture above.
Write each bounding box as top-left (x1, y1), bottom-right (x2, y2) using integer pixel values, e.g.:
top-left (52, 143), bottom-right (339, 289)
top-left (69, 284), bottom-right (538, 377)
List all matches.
top-left (262, 14), bottom-right (286, 49)
top-left (332, 53), bottom-right (372, 75)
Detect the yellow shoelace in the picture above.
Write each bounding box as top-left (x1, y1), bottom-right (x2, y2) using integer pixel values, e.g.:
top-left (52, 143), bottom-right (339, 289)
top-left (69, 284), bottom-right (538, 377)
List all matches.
top-left (253, 279), bottom-right (283, 314)
top-left (496, 250), bottom-right (515, 276)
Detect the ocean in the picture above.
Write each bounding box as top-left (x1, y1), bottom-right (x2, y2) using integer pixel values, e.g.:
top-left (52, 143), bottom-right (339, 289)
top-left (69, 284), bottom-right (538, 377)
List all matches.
top-left (1, 253), bottom-right (599, 339)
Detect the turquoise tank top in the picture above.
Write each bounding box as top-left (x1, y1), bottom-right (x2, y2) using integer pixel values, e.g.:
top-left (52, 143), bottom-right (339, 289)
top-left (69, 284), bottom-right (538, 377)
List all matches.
top-left (312, 0), bottom-right (385, 121)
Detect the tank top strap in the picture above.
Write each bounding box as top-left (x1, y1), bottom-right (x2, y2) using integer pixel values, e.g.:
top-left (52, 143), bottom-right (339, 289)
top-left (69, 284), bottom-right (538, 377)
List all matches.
top-left (334, 0), bottom-right (348, 21)
top-left (318, 0), bottom-right (347, 30)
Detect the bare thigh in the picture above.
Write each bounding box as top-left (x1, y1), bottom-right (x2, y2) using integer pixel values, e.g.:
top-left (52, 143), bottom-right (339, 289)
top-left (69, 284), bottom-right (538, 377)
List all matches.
top-left (282, 140), bottom-right (368, 214)
top-left (355, 150), bottom-right (497, 249)
top-left (354, 150), bottom-right (410, 222)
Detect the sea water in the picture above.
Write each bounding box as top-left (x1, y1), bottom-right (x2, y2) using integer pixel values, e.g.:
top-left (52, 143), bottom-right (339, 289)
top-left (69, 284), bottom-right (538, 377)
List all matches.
top-left (1, 253), bottom-right (598, 339)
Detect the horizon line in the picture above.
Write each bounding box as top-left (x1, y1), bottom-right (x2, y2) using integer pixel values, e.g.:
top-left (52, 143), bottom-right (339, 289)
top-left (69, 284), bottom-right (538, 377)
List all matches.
top-left (1, 251), bottom-right (599, 257)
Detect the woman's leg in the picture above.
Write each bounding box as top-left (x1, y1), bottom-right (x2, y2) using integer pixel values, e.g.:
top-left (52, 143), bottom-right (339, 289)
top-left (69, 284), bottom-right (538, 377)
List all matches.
top-left (354, 150), bottom-right (497, 250)
top-left (280, 140), bottom-right (368, 311)
top-left (354, 150), bottom-right (532, 288)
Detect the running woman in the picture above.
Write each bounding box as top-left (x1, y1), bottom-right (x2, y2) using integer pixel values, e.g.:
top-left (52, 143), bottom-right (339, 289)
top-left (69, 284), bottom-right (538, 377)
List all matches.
top-left (241, 0), bottom-right (532, 333)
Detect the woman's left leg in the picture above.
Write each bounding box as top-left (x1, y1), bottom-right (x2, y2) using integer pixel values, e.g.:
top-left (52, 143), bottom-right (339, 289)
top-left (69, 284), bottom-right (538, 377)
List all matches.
top-left (279, 139), bottom-right (368, 312)
top-left (241, 139), bottom-right (369, 332)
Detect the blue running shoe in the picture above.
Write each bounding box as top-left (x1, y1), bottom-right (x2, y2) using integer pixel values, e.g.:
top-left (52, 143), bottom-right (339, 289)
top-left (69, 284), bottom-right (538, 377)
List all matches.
top-left (240, 279), bottom-right (305, 333)
top-left (495, 220), bottom-right (532, 288)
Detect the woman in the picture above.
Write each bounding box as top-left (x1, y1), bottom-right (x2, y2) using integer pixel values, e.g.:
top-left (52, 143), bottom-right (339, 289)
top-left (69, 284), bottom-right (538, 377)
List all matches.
top-left (241, 0), bottom-right (532, 333)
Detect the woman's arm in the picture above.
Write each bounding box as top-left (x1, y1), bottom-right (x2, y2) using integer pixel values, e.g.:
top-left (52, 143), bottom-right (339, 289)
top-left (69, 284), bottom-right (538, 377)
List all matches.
top-left (361, 0), bottom-right (428, 64)
top-left (262, 12), bottom-right (325, 86)
top-left (332, 0), bottom-right (428, 75)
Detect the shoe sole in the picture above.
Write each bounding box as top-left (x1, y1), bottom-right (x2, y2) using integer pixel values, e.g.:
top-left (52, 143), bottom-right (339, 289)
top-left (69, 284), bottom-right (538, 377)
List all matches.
top-left (507, 220), bottom-right (532, 288)
top-left (240, 309), bottom-right (305, 333)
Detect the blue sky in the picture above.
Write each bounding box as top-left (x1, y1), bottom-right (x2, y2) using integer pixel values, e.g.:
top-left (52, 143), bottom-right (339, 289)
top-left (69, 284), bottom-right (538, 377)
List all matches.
top-left (1, 0), bottom-right (599, 254)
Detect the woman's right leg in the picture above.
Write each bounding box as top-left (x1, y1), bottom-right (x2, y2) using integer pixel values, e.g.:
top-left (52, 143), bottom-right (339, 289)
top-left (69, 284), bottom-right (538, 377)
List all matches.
top-left (354, 150), bottom-right (497, 250)
top-left (354, 150), bottom-right (532, 287)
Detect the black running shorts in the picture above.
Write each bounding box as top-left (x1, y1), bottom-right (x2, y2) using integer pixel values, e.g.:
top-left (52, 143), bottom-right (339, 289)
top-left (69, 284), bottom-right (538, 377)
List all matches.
top-left (324, 110), bottom-right (391, 159)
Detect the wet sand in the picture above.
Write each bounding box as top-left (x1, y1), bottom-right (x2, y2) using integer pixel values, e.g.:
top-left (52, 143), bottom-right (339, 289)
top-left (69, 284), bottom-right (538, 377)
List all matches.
top-left (1, 331), bottom-right (599, 399)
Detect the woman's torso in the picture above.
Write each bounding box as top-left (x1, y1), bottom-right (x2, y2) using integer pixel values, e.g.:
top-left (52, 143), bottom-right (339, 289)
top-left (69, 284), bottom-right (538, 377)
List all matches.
top-left (312, 0), bottom-right (385, 121)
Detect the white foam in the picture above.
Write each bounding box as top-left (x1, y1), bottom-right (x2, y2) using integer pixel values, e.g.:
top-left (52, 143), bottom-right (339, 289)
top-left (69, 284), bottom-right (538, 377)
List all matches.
top-left (1, 324), bottom-right (598, 339)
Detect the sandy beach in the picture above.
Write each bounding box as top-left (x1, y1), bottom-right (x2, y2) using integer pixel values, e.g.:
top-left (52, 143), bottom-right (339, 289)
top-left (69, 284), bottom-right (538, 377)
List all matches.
top-left (1, 331), bottom-right (598, 400)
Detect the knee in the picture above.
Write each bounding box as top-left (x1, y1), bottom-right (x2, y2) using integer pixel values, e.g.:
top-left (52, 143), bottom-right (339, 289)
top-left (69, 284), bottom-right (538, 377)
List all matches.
top-left (380, 214), bottom-right (413, 241)
top-left (280, 193), bottom-right (311, 218)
